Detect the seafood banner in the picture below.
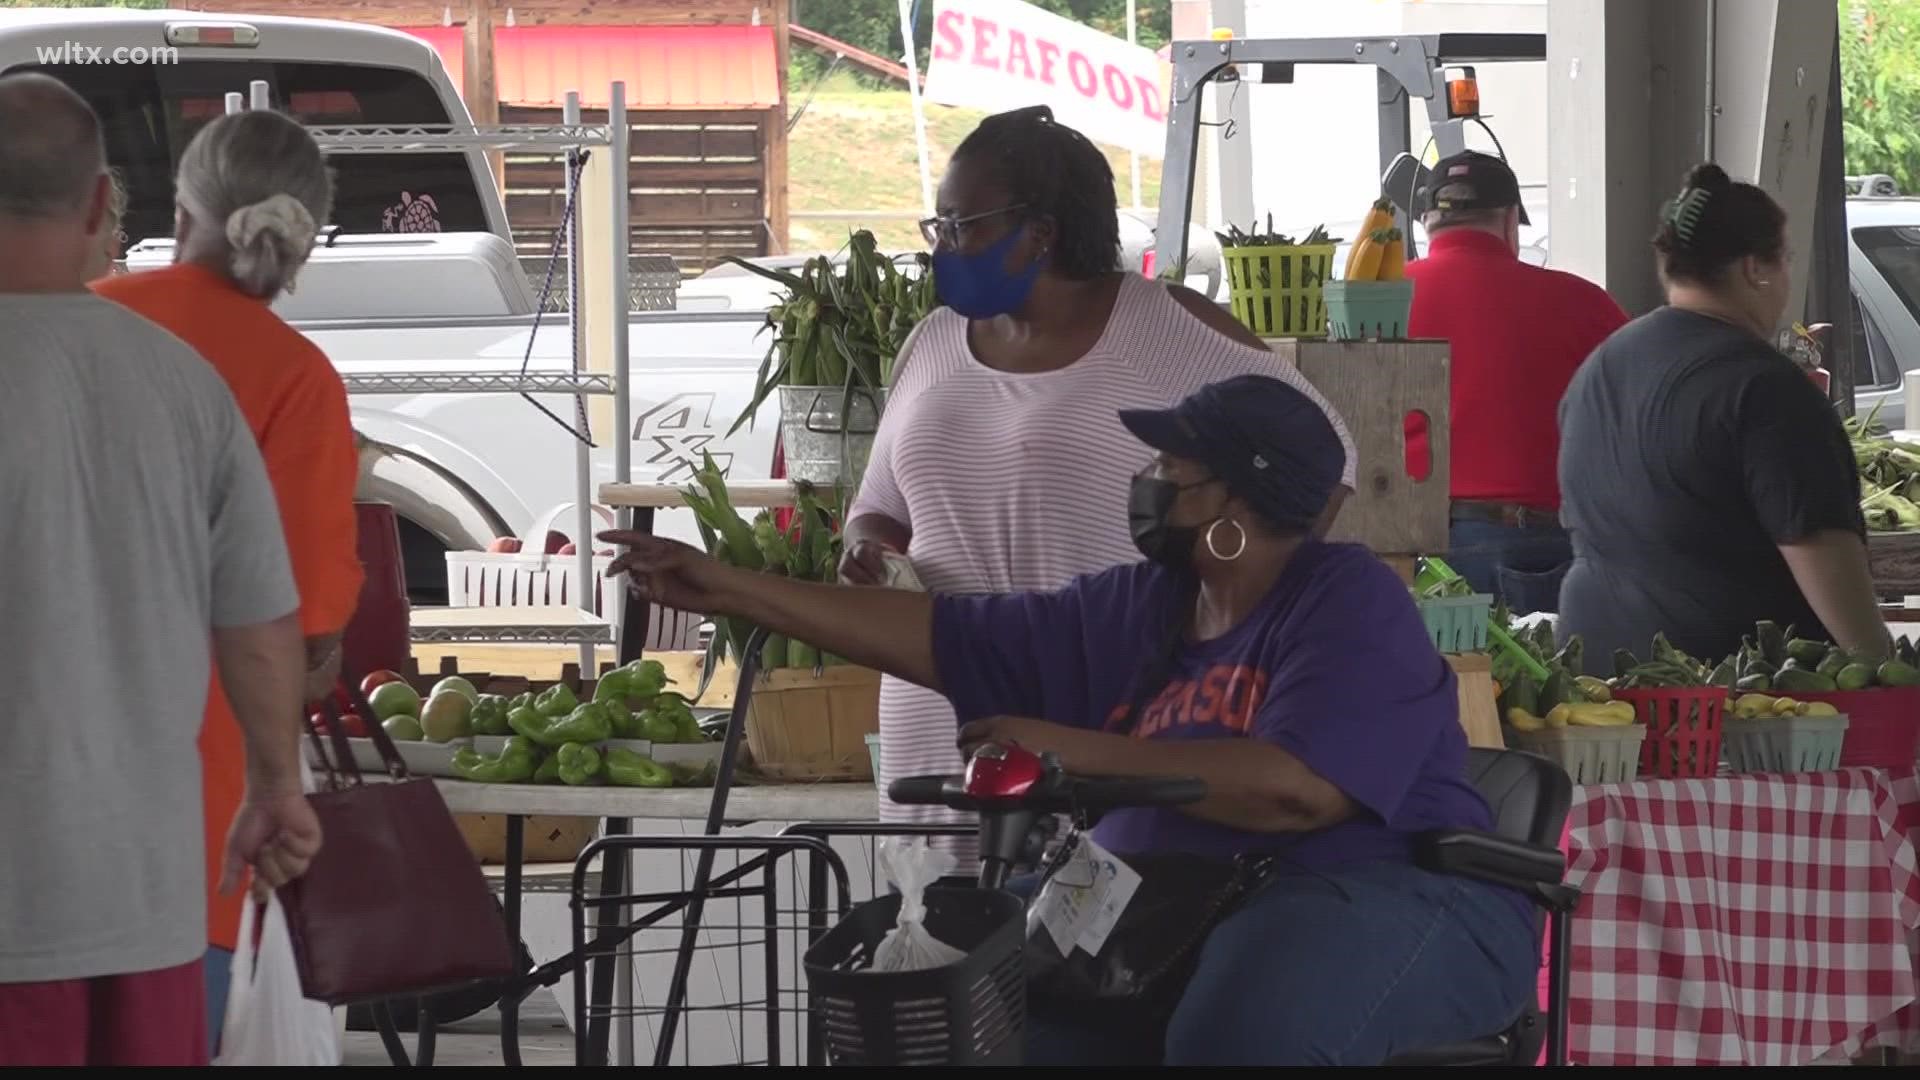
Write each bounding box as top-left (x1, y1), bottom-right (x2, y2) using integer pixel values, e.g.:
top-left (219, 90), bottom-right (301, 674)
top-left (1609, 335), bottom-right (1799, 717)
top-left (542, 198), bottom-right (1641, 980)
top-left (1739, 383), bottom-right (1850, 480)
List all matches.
top-left (922, 0), bottom-right (1171, 158)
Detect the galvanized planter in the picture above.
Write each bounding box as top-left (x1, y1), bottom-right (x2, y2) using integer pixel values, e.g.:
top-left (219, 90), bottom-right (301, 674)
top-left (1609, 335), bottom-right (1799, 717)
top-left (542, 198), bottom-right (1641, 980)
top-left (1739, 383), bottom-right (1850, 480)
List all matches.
top-left (778, 385), bottom-right (885, 486)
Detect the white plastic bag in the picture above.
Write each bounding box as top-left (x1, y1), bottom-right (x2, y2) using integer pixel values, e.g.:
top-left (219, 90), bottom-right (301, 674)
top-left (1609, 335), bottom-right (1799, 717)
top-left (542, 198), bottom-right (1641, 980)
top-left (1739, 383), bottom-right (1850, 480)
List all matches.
top-left (872, 838), bottom-right (966, 972)
top-left (213, 893), bottom-right (343, 1065)
top-left (879, 551), bottom-right (925, 592)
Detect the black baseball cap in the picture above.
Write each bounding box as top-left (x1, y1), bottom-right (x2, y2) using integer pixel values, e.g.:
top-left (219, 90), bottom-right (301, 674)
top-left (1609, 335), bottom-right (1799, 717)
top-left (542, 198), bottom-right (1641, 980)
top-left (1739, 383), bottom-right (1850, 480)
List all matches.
top-left (1420, 150), bottom-right (1531, 226)
top-left (1119, 375), bottom-right (1344, 530)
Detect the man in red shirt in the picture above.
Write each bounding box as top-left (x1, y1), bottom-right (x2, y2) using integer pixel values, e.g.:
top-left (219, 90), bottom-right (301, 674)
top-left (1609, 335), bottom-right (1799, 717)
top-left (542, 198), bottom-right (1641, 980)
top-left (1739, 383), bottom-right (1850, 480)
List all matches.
top-left (1406, 151), bottom-right (1629, 614)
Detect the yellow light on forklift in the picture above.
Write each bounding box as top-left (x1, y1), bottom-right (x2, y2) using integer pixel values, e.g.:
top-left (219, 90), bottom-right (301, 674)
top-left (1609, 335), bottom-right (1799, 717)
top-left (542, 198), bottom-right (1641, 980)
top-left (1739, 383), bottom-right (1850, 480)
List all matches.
top-left (1211, 27), bottom-right (1235, 41)
top-left (1446, 66), bottom-right (1481, 118)
top-left (164, 23), bottom-right (261, 48)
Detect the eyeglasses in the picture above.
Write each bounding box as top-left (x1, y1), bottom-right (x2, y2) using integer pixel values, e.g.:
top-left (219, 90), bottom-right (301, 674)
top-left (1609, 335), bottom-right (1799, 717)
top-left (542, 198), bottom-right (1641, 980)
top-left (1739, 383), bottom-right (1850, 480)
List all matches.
top-left (918, 203), bottom-right (1027, 248)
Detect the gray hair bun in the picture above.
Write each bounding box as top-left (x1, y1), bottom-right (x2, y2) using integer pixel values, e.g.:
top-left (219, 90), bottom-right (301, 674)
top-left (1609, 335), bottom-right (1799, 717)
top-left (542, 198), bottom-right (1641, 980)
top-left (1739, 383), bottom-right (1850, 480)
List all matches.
top-left (225, 193), bottom-right (317, 297)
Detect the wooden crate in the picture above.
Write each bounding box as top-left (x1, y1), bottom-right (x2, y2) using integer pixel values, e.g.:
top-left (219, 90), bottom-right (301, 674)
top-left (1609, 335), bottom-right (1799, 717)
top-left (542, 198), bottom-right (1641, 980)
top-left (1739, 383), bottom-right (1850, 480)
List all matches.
top-left (1271, 339), bottom-right (1452, 557)
top-left (743, 666), bottom-right (881, 782)
top-left (1868, 531), bottom-right (1920, 598)
top-left (456, 813), bottom-right (596, 865)
top-left (1448, 653), bottom-right (1505, 750)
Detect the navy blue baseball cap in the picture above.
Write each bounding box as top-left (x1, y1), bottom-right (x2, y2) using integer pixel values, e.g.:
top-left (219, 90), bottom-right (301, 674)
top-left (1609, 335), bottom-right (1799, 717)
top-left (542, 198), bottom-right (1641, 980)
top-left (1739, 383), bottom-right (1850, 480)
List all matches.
top-left (1421, 150), bottom-right (1532, 226)
top-left (1119, 375), bottom-right (1344, 529)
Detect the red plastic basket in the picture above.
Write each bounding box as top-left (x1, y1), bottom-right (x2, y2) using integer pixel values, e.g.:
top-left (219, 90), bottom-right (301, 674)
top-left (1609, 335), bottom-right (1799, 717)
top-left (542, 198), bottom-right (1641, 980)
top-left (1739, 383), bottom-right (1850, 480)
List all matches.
top-left (1612, 688), bottom-right (1726, 778)
top-left (1775, 686), bottom-right (1920, 769)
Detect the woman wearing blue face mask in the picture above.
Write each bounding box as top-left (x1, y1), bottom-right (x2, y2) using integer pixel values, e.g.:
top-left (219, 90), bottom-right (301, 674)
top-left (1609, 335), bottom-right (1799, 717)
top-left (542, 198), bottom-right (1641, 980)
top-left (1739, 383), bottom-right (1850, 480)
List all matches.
top-left (839, 105), bottom-right (1359, 862)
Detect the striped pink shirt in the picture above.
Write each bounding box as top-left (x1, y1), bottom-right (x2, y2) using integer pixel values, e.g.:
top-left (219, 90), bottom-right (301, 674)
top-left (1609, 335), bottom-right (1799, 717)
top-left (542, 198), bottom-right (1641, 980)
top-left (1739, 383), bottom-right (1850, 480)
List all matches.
top-left (851, 273), bottom-right (1357, 850)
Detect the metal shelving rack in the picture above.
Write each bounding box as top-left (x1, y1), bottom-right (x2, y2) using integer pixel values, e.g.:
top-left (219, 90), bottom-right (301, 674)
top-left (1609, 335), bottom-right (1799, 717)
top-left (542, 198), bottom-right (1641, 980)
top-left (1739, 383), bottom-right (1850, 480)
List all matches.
top-left (230, 82), bottom-right (637, 665)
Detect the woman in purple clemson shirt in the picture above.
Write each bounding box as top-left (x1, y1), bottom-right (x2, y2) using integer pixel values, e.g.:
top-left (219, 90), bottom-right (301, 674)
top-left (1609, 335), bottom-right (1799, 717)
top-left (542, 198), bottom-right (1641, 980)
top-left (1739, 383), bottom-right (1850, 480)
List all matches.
top-left (600, 375), bottom-right (1536, 1065)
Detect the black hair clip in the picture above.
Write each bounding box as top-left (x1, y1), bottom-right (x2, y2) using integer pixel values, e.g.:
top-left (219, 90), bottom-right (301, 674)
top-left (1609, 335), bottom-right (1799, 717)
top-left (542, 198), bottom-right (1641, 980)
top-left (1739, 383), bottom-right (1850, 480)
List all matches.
top-left (1666, 187), bottom-right (1712, 244)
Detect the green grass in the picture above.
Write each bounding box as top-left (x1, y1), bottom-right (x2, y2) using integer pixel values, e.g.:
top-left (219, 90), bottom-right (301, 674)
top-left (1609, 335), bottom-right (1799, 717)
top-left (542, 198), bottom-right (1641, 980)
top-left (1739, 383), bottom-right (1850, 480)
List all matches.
top-left (785, 77), bottom-right (1162, 255)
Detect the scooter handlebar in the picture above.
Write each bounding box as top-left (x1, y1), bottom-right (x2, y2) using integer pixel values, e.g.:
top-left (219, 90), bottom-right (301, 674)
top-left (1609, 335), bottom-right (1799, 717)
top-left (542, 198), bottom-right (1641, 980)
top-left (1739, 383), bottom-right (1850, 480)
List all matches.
top-left (887, 773), bottom-right (1205, 814)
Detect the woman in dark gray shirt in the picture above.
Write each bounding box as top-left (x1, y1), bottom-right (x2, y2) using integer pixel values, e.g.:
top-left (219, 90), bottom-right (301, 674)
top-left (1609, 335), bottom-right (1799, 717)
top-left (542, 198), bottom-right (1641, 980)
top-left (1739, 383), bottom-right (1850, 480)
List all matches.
top-left (1555, 163), bottom-right (1889, 674)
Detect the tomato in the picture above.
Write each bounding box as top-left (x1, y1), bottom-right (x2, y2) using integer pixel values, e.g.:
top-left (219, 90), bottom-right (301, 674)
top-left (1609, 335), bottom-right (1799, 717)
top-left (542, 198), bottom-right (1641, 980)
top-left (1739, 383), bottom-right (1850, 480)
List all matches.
top-left (309, 709), bottom-right (368, 738)
top-left (360, 670), bottom-right (404, 696)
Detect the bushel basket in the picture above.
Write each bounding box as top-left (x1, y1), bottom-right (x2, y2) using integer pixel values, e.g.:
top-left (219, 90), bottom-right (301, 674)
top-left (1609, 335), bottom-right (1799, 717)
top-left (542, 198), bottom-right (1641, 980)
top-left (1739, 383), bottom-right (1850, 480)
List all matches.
top-left (803, 888), bottom-right (1025, 1065)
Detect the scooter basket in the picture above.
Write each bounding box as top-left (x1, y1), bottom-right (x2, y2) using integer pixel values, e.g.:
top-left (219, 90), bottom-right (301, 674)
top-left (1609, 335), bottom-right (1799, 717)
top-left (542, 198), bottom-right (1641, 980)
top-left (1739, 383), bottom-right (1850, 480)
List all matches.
top-left (803, 887), bottom-right (1026, 1065)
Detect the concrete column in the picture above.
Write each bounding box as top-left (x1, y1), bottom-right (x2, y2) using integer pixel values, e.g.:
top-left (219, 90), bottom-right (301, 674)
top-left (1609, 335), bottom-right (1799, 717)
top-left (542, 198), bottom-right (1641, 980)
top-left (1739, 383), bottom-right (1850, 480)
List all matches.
top-left (1549, 0), bottom-right (1836, 323)
top-left (1546, 0), bottom-right (1658, 313)
top-left (1735, 0), bottom-right (1838, 325)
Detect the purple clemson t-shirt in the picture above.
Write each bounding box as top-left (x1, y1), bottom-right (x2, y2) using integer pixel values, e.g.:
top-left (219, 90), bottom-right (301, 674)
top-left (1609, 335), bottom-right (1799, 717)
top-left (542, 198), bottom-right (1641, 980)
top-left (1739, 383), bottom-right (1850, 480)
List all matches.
top-left (930, 541), bottom-right (1498, 869)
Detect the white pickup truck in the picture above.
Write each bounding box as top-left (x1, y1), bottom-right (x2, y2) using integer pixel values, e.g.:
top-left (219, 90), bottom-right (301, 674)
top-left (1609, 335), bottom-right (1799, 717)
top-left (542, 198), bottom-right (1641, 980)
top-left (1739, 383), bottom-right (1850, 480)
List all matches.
top-left (1, 8), bottom-right (780, 602)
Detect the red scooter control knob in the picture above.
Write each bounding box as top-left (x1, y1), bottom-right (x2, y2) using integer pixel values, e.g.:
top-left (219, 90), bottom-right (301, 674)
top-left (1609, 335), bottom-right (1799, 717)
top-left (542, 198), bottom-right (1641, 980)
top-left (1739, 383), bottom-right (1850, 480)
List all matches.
top-left (962, 741), bottom-right (1046, 799)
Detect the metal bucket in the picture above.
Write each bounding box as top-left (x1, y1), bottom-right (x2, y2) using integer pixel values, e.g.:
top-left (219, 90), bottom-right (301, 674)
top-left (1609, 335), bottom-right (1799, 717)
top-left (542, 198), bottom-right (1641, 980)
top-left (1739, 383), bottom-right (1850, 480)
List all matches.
top-left (778, 385), bottom-right (885, 485)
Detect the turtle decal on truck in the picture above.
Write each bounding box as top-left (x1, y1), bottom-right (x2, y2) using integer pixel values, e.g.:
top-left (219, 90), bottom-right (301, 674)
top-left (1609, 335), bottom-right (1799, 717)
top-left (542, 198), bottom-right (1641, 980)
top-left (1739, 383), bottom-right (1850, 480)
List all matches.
top-left (382, 191), bottom-right (441, 232)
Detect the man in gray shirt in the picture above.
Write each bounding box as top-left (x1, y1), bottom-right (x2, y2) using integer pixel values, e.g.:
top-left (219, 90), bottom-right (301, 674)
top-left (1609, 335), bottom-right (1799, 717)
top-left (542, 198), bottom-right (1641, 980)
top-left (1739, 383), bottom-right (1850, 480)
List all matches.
top-left (0, 73), bottom-right (321, 1066)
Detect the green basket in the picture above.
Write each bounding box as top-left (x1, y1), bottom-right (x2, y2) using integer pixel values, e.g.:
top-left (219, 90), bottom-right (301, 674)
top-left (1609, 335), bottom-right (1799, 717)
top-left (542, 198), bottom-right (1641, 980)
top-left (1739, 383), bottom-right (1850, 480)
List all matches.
top-left (1222, 243), bottom-right (1335, 338)
top-left (1417, 593), bottom-right (1493, 653)
top-left (1721, 713), bottom-right (1850, 773)
top-left (1324, 279), bottom-right (1416, 340)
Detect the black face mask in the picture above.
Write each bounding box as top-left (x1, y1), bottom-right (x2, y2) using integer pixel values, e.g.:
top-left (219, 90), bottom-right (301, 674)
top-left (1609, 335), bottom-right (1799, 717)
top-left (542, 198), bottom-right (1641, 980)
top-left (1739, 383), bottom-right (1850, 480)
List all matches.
top-left (1128, 471), bottom-right (1210, 570)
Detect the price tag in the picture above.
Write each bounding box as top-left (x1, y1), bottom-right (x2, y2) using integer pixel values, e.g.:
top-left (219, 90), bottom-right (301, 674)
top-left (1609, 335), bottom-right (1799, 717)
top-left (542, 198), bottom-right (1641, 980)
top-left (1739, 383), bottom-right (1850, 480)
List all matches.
top-left (1074, 837), bottom-right (1140, 956)
top-left (1030, 836), bottom-right (1141, 957)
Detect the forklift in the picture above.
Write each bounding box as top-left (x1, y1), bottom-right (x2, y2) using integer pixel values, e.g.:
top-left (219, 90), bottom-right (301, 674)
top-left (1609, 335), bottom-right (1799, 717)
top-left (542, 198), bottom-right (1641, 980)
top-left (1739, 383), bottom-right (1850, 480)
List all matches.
top-left (1152, 32), bottom-right (1545, 275)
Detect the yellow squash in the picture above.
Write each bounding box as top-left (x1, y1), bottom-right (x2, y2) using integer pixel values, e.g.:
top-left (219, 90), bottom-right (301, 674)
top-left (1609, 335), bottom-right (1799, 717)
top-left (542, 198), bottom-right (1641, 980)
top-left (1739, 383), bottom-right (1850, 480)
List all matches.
top-left (1565, 701), bottom-right (1637, 727)
top-left (1343, 197), bottom-right (1395, 277)
top-left (1506, 707), bottom-right (1546, 732)
top-left (1348, 228), bottom-right (1392, 281)
top-left (1377, 228), bottom-right (1407, 281)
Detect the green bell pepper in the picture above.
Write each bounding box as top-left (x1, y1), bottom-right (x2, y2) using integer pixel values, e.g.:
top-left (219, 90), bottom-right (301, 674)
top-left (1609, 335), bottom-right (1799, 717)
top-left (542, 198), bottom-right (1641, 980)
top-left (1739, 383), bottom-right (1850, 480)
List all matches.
top-left (451, 736), bottom-right (537, 783)
top-left (604, 748), bottom-right (674, 788)
top-left (511, 702), bottom-right (614, 748)
top-left (557, 742), bottom-right (603, 785)
top-left (639, 707), bottom-right (680, 744)
top-left (535, 683), bottom-right (579, 718)
top-left (640, 693), bottom-right (698, 744)
top-left (470, 694), bottom-right (513, 737)
top-left (533, 753), bottom-right (562, 784)
top-left (508, 691), bottom-right (535, 712)
top-left (623, 659), bottom-right (669, 700)
top-left (506, 706), bottom-right (548, 745)
top-left (593, 659), bottom-right (670, 706)
top-left (604, 697), bottom-right (642, 740)
top-left (592, 667), bottom-right (633, 704)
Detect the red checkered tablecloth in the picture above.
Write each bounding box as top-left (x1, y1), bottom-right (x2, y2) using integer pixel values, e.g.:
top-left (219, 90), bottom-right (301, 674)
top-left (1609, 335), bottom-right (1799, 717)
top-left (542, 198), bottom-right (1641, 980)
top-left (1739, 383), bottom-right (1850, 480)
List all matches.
top-left (1563, 766), bottom-right (1920, 1066)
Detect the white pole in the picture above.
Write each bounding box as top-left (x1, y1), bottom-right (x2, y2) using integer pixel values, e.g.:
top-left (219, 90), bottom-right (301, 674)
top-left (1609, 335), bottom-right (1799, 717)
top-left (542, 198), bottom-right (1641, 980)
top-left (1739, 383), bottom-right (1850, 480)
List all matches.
top-left (1127, 0), bottom-right (1142, 210)
top-left (224, 92), bottom-right (243, 115)
top-left (899, 0), bottom-right (936, 215)
top-left (611, 79), bottom-right (631, 515)
top-left (564, 91), bottom-right (595, 679)
top-left (249, 79), bottom-right (269, 111)
top-left (609, 77), bottom-right (633, 680)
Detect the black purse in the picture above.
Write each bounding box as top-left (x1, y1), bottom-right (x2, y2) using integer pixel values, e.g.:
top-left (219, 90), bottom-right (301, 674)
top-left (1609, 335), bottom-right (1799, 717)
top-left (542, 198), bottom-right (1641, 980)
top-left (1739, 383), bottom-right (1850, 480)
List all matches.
top-left (1024, 833), bottom-right (1276, 1018)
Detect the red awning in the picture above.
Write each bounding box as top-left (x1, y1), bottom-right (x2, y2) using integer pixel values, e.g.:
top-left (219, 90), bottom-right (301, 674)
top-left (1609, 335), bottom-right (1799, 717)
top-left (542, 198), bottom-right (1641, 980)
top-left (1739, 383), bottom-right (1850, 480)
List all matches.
top-left (405, 25), bottom-right (779, 111)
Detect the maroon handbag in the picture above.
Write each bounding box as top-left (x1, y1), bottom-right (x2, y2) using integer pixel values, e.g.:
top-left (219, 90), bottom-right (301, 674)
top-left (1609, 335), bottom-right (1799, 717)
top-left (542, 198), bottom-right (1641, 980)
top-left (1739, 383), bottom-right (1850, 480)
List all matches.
top-left (283, 684), bottom-right (515, 1005)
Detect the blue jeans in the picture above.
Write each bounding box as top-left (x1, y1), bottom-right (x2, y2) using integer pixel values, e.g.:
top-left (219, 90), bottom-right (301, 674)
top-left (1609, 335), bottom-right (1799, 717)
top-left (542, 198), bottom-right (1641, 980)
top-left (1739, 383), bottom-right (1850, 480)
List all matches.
top-left (1022, 860), bottom-right (1538, 1066)
top-left (204, 946), bottom-right (233, 1054)
top-left (1447, 517), bottom-right (1572, 616)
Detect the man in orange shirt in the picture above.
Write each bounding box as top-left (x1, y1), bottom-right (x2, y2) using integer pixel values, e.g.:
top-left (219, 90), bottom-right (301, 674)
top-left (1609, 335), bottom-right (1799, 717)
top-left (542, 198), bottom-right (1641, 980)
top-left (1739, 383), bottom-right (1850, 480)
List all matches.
top-left (92, 109), bottom-right (361, 1047)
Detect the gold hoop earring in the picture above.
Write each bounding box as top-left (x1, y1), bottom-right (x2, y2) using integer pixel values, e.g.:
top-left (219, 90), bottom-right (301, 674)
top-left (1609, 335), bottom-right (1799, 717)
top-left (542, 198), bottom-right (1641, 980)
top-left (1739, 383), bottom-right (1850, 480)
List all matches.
top-left (1205, 518), bottom-right (1247, 562)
